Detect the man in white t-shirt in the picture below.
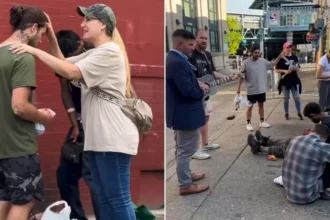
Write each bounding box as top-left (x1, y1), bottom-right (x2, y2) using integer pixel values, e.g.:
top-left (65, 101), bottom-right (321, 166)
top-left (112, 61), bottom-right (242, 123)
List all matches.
top-left (316, 52), bottom-right (330, 111)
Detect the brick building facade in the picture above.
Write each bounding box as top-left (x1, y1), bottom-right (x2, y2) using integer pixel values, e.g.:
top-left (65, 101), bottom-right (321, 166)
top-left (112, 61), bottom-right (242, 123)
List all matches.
top-left (0, 0), bottom-right (164, 213)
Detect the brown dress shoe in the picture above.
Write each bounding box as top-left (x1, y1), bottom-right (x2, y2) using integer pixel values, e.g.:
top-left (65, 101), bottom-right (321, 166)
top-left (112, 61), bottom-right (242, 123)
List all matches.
top-left (191, 173), bottom-right (205, 181)
top-left (179, 184), bottom-right (209, 196)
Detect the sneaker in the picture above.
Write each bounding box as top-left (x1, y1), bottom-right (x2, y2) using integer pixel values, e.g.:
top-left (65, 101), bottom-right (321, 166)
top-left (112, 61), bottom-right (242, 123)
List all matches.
top-left (192, 150), bottom-right (210, 160)
top-left (246, 123), bottom-right (254, 131)
top-left (321, 188), bottom-right (330, 200)
top-left (203, 143), bottom-right (220, 151)
top-left (285, 113), bottom-right (289, 120)
top-left (255, 130), bottom-right (270, 146)
top-left (247, 134), bottom-right (261, 154)
top-left (260, 121), bottom-right (271, 128)
top-left (298, 113), bottom-right (303, 120)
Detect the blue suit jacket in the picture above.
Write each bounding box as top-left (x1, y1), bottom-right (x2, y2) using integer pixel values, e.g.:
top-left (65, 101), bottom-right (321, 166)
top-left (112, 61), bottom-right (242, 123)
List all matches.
top-left (166, 51), bottom-right (206, 130)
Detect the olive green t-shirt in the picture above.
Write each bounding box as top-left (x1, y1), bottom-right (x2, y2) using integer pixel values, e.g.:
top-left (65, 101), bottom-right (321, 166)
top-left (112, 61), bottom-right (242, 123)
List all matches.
top-left (0, 45), bottom-right (37, 159)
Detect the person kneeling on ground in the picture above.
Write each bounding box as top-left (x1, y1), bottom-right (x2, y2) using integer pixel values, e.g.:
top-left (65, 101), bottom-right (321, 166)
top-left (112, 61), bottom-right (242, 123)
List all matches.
top-left (282, 124), bottom-right (330, 204)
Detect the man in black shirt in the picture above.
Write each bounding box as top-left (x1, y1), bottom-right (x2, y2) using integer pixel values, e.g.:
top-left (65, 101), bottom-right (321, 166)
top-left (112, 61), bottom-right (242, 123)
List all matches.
top-left (275, 42), bottom-right (303, 120)
top-left (55, 30), bottom-right (99, 220)
top-left (189, 29), bottom-right (228, 160)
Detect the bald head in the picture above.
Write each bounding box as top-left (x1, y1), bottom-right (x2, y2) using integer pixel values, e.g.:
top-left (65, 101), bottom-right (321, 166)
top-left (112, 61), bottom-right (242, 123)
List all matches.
top-left (195, 29), bottom-right (208, 50)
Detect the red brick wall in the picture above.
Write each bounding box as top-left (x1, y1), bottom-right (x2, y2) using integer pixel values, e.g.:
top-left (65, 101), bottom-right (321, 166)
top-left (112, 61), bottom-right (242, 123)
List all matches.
top-left (0, 0), bottom-right (164, 212)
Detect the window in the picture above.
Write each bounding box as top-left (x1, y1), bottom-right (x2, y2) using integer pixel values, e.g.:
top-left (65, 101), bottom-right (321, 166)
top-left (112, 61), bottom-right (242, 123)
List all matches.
top-left (296, 14), bottom-right (312, 26)
top-left (286, 15), bottom-right (293, 26)
top-left (182, 0), bottom-right (197, 34)
top-left (280, 15), bottom-right (287, 26)
top-left (208, 0), bottom-right (220, 52)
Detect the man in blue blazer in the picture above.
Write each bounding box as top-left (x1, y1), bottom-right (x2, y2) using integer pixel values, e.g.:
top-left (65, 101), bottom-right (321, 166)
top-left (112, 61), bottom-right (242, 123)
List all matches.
top-left (166, 29), bottom-right (210, 195)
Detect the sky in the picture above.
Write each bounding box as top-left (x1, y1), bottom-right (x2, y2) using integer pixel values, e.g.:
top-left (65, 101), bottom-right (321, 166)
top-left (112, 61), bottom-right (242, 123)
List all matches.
top-left (226, 0), bottom-right (263, 15)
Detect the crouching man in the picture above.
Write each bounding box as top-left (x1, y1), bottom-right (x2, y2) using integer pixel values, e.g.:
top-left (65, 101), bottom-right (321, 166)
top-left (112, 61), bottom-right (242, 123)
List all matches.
top-left (282, 124), bottom-right (330, 204)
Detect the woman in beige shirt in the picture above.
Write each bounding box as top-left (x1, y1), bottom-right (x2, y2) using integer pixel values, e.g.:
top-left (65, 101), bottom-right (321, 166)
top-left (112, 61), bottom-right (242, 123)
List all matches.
top-left (10, 4), bottom-right (139, 220)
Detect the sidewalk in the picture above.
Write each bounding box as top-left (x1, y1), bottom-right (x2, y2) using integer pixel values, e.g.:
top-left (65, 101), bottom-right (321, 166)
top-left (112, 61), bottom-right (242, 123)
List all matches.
top-left (166, 94), bottom-right (330, 220)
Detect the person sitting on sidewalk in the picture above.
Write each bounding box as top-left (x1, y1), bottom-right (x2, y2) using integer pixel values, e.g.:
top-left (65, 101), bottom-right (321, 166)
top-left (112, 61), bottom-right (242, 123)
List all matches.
top-left (282, 124), bottom-right (330, 204)
top-left (247, 102), bottom-right (330, 157)
top-left (303, 102), bottom-right (330, 142)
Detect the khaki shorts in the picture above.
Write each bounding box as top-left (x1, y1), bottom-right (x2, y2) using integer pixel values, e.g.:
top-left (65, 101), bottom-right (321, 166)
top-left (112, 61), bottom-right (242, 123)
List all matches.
top-left (203, 98), bottom-right (213, 116)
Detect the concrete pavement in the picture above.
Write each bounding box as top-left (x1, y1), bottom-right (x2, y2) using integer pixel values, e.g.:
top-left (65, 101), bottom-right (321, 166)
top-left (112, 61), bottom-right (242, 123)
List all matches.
top-left (166, 93), bottom-right (330, 220)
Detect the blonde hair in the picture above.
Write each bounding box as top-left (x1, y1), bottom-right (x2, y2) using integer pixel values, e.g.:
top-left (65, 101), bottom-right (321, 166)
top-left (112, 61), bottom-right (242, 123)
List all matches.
top-left (112, 28), bottom-right (133, 98)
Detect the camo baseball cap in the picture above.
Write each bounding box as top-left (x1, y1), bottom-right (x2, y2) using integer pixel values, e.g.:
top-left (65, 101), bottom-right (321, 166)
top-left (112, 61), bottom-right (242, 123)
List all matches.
top-left (77, 4), bottom-right (116, 33)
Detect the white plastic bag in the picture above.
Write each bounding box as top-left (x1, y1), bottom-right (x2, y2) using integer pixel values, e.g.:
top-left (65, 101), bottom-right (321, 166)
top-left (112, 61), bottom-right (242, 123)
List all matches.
top-left (273, 175), bottom-right (284, 187)
top-left (41, 200), bottom-right (71, 220)
top-left (234, 94), bottom-right (250, 110)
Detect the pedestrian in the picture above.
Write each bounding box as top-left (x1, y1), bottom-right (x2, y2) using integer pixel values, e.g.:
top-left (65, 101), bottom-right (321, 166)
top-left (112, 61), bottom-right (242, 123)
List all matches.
top-left (54, 30), bottom-right (100, 220)
top-left (316, 50), bottom-right (330, 111)
top-left (10, 3), bottom-right (139, 220)
top-left (189, 29), bottom-right (229, 160)
top-left (0, 5), bottom-right (54, 220)
top-left (275, 42), bottom-right (303, 120)
top-left (237, 45), bottom-right (282, 131)
top-left (166, 29), bottom-right (209, 195)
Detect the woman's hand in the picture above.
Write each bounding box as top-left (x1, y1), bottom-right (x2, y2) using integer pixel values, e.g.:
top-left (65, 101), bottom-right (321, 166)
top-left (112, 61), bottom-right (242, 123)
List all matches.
top-left (9, 43), bottom-right (36, 55)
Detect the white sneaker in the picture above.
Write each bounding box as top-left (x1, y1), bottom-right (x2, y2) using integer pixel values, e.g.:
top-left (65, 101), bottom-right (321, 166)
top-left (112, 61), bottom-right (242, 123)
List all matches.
top-left (203, 143), bottom-right (220, 150)
top-left (192, 150), bottom-right (210, 160)
top-left (260, 121), bottom-right (271, 128)
top-left (246, 123), bottom-right (254, 131)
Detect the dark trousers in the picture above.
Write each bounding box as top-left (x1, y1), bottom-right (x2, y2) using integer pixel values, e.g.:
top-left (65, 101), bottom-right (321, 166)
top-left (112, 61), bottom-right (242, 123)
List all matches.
top-left (322, 163), bottom-right (330, 190)
top-left (319, 80), bottom-right (330, 111)
top-left (86, 151), bottom-right (136, 220)
top-left (57, 126), bottom-right (100, 220)
top-left (267, 138), bottom-right (291, 158)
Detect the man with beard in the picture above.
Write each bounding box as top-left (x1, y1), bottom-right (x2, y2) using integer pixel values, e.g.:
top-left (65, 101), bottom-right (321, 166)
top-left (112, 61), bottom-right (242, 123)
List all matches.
top-left (303, 102), bottom-right (330, 140)
top-left (0, 5), bottom-right (54, 220)
top-left (55, 30), bottom-right (99, 220)
top-left (189, 29), bottom-right (228, 160)
top-left (237, 45), bottom-right (282, 131)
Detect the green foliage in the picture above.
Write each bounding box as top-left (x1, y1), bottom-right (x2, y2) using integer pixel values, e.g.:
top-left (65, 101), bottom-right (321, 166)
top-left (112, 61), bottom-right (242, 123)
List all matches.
top-left (226, 17), bottom-right (243, 55)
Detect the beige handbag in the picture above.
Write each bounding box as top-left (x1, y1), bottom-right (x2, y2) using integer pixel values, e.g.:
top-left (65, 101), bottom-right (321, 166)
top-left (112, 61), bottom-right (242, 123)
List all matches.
top-left (90, 87), bottom-right (153, 133)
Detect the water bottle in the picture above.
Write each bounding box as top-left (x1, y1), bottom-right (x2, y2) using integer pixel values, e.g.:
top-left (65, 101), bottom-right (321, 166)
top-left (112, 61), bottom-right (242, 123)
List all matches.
top-left (35, 123), bottom-right (45, 136)
top-left (35, 109), bottom-right (56, 136)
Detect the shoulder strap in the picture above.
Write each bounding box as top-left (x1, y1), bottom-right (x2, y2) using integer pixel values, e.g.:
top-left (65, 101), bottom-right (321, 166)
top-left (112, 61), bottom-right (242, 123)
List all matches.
top-left (203, 52), bottom-right (216, 79)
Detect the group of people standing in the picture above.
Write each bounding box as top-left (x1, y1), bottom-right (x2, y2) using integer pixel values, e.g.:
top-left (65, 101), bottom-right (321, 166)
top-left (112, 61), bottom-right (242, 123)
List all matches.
top-left (165, 23), bottom-right (330, 206)
top-left (0, 3), bottom-right (139, 220)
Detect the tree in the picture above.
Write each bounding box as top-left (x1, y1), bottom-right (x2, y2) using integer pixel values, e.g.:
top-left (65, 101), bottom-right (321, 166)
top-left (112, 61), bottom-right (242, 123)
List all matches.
top-left (226, 16), bottom-right (243, 55)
